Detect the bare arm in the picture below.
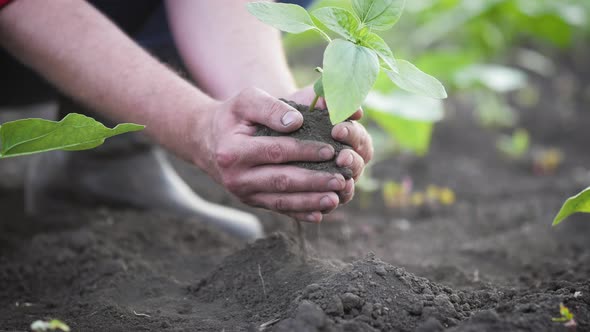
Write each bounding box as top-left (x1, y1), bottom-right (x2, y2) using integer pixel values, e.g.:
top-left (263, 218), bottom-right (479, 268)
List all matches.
top-left (0, 0), bottom-right (347, 222)
top-left (165, 0), bottom-right (297, 99)
top-left (0, 0), bottom-right (211, 162)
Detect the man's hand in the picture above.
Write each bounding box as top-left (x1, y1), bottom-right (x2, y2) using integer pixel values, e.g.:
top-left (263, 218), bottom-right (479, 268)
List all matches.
top-left (289, 87), bottom-right (374, 205)
top-left (196, 87), bottom-right (348, 223)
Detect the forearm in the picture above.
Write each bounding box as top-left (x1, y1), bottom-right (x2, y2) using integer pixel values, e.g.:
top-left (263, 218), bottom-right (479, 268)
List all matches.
top-left (0, 0), bottom-right (213, 164)
top-left (165, 0), bottom-right (297, 100)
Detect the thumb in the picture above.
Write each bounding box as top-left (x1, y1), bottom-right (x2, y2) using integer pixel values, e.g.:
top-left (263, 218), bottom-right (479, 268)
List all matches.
top-left (237, 87), bottom-right (303, 133)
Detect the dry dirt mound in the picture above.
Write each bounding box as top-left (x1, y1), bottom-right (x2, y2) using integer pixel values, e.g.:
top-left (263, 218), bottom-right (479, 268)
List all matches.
top-left (188, 233), bottom-right (590, 331)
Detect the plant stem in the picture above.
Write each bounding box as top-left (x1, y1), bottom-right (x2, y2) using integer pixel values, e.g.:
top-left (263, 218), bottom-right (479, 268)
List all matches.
top-left (309, 93), bottom-right (320, 112)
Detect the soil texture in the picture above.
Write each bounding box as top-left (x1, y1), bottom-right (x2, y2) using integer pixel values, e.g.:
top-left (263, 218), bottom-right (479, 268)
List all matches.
top-left (1, 48), bottom-right (590, 331)
top-left (256, 99), bottom-right (353, 180)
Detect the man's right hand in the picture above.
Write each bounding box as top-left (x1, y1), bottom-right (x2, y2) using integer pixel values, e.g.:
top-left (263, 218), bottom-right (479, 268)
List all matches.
top-left (193, 87), bottom-right (347, 223)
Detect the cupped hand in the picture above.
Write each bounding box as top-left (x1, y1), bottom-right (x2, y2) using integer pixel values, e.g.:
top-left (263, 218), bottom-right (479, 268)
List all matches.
top-left (196, 87), bottom-right (347, 223)
top-left (290, 87), bottom-right (374, 205)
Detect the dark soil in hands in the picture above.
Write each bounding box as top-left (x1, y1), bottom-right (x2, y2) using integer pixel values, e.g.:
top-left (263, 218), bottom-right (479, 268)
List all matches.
top-left (255, 99), bottom-right (353, 180)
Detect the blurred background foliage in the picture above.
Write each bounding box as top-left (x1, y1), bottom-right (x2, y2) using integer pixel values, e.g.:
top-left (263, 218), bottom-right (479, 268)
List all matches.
top-left (285, 0), bottom-right (590, 160)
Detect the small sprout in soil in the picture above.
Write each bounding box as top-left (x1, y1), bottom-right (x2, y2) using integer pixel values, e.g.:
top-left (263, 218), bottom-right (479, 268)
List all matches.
top-left (382, 177), bottom-right (455, 209)
top-left (553, 186), bottom-right (590, 226)
top-left (30, 319), bottom-right (70, 332)
top-left (532, 147), bottom-right (563, 176)
top-left (496, 128), bottom-right (529, 160)
top-left (247, 0), bottom-right (447, 125)
top-left (552, 303), bottom-right (577, 328)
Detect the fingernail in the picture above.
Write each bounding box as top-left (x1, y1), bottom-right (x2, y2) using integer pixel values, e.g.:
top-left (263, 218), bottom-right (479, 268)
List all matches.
top-left (281, 111), bottom-right (300, 126)
top-left (319, 147), bottom-right (334, 160)
top-left (306, 213), bottom-right (317, 222)
top-left (320, 196), bottom-right (334, 210)
top-left (328, 178), bottom-right (343, 191)
top-left (342, 152), bottom-right (353, 167)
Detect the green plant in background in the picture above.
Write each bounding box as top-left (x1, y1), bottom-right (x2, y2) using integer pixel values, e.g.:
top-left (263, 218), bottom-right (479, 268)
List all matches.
top-left (0, 113), bottom-right (144, 159)
top-left (247, 0), bottom-right (447, 125)
top-left (30, 319), bottom-right (70, 332)
top-left (496, 128), bottom-right (529, 159)
top-left (553, 187), bottom-right (590, 226)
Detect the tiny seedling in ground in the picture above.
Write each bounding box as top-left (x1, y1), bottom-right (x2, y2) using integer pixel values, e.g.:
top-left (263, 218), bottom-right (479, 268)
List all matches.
top-left (552, 303), bottom-right (577, 328)
top-left (247, 0), bottom-right (447, 125)
top-left (0, 113), bottom-right (144, 159)
top-left (30, 319), bottom-right (70, 332)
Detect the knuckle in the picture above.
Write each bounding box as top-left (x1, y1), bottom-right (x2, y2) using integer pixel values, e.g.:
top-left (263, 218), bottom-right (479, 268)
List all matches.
top-left (274, 197), bottom-right (290, 211)
top-left (221, 174), bottom-right (240, 194)
top-left (214, 148), bottom-right (238, 169)
top-left (271, 174), bottom-right (290, 192)
top-left (265, 143), bottom-right (285, 163)
top-left (267, 100), bottom-right (286, 120)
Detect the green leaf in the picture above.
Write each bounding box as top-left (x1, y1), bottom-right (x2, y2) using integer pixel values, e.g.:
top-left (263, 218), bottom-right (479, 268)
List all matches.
top-left (323, 39), bottom-right (379, 124)
top-left (361, 32), bottom-right (398, 73)
top-left (364, 91), bottom-right (443, 155)
top-left (352, 0), bottom-right (406, 31)
top-left (0, 113), bottom-right (144, 158)
top-left (385, 60), bottom-right (448, 99)
top-left (553, 187), bottom-right (590, 226)
top-left (312, 7), bottom-right (360, 40)
top-left (496, 128), bottom-right (529, 159)
top-left (246, 2), bottom-right (330, 41)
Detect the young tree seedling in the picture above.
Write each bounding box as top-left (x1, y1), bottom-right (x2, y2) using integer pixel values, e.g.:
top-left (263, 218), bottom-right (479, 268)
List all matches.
top-left (247, 0), bottom-right (447, 125)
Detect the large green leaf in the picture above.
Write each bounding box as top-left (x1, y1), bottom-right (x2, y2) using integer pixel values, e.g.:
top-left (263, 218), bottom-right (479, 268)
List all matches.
top-left (364, 91), bottom-right (443, 155)
top-left (323, 39), bottom-right (379, 124)
top-left (246, 2), bottom-right (330, 41)
top-left (553, 187), bottom-right (590, 226)
top-left (385, 60), bottom-right (448, 99)
top-left (0, 113), bottom-right (144, 158)
top-left (361, 32), bottom-right (398, 73)
top-left (312, 7), bottom-right (360, 40)
top-left (352, 0), bottom-right (406, 31)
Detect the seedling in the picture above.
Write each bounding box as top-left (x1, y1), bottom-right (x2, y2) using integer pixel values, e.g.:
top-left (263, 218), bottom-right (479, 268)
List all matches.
top-left (30, 319), bottom-right (70, 332)
top-left (532, 147), bottom-right (563, 176)
top-left (247, 0), bottom-right (447, 125)
top-left (496, 129), bottom-right (529, 160)
top-left (552, 303), bottom-right (577, 329)
top-left (0, 113), bottom-right (144, 158)
top-left (553, 186), bottom-right (590, 226)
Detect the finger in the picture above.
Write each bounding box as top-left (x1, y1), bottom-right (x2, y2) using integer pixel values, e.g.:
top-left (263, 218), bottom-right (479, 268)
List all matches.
top-left (336, 149), bottom-right (365, 181)
top-left (229, 166), bottom-right (346, 196)
top-left (235, 87), bottom-right (303, 133)
top-left (244, 192), bottom-right (340, 214)
top-left (332, 121), bottom-right (373, 163)
top-left (338, 179), bottom-right (355, 205)
top-left (234, 136), bottom-right (335, 166)
top-left (349, 108), bottom-right (363, 120)
top-left (287, 211), bottom-right (323, 224)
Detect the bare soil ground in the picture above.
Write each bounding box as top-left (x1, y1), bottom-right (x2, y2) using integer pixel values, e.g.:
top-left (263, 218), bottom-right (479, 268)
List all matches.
top-left (1, 52), bottom-right (590, 331)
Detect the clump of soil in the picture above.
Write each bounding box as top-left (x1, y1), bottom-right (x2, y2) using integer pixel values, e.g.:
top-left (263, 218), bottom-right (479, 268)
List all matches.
top-left (190, 233), bottom-right (590, 331)
top-left (255, 99), bottom-right (353, 179)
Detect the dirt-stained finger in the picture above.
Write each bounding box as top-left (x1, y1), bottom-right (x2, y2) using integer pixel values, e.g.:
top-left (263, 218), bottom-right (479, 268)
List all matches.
top-left (230, 166), bottom-right (346, 196)
top-left (244, 192), bottom-right (340, 214)
top-left (336, 149), bottom-right (365, 181)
